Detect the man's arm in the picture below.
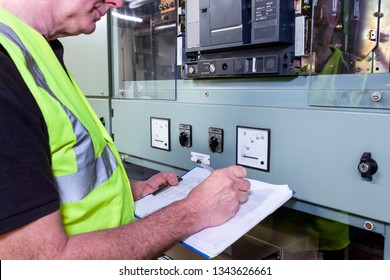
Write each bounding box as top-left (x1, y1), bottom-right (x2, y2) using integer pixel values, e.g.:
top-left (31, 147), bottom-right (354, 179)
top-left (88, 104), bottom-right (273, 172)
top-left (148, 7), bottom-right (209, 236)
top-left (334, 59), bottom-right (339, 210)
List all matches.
top-left (0, 166), bottom-right (250, 259)
top-left (0, 201), bottom-right (199, 259)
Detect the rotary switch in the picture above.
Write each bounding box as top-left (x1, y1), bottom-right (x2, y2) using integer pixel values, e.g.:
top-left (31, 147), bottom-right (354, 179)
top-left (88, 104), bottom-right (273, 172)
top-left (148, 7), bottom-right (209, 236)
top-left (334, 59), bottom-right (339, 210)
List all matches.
top-left (179, 124), bottom-right (192, 147)
top-left (209, 136), bottom-right (219, 152)
top-left (179, 132), bottom-right (188, 146)
top-left (358, 152), bottom-right (378, 181)
top-left (208, 127), bottom-right (223, 153)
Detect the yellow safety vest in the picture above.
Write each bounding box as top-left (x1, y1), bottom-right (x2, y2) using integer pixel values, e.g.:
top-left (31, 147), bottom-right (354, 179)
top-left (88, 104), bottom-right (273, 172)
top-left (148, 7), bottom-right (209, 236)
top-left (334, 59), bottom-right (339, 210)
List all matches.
top-left (0, 7), bottom-right (135, 235)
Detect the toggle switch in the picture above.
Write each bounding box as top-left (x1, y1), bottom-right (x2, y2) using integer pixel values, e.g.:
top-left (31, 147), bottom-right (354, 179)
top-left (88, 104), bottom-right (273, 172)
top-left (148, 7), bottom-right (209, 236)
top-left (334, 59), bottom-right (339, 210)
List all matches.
top-left (358, 152), bottom-right (378, 181)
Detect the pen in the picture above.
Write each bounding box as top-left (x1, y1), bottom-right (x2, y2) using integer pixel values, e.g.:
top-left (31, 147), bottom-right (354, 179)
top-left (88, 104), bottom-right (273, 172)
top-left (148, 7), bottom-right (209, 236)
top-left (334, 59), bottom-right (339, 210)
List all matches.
top-left (152, 176), bottom-right (182, 196)
top-left (196, 159), bottom-right (215, 172)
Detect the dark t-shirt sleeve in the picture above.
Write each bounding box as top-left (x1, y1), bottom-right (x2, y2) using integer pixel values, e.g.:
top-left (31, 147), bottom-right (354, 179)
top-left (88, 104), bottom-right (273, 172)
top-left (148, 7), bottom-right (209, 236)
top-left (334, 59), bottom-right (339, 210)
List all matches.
top-left (0, 45), bottom-right (59, 234)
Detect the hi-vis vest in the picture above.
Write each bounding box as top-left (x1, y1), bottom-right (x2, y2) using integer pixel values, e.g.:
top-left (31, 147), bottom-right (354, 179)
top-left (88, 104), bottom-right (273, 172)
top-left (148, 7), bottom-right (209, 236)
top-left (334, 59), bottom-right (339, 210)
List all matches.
top-left (0, 7), bottom-right (135, 235)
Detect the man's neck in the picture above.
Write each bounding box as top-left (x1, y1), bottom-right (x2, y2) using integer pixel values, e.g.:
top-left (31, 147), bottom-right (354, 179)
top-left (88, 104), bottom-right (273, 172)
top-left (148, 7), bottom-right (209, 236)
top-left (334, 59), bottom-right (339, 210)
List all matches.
top-left (0, 1), bottom-right (55, 39)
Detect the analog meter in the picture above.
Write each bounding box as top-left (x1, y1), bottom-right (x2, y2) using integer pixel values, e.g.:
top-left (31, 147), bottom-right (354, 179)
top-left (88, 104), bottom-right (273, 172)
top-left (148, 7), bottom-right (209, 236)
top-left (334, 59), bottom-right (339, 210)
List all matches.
top-left (236, 126), bottom-right (270, 172)
top-left (150, 117), bottom-right (170, 151)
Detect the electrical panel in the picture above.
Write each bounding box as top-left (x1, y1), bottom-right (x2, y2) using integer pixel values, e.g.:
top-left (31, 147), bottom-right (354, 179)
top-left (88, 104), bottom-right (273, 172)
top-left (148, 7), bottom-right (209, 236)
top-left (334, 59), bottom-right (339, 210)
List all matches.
top-left (181, 0), bottom-right (296, 78)
top-left (179, 0), bottom-right (390, 78)
top-left (107, 0), bottom-right (390, 259)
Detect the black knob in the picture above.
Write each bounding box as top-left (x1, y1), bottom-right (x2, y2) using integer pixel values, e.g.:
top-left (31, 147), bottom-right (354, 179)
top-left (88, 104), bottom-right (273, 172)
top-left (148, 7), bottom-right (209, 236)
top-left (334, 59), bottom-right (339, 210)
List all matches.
top-left (179, 132), bottom-right (188, 147)
top-left (209, 136), bottom-right (219, 152)
top-left (358, 152), bottom-right (378, 181)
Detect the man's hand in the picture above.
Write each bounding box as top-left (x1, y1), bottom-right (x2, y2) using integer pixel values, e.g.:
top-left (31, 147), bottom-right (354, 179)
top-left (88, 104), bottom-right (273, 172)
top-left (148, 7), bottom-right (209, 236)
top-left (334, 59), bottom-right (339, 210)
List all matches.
top-left (130, 172), bottom-right (180, 200)
top-left (184, 166), bottom-right (250, 231)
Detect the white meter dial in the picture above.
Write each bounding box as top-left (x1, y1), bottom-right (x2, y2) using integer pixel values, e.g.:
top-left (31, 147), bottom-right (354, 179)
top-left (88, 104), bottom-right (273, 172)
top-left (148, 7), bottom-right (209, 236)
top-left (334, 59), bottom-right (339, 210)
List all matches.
top-left (150, 117), bottom-right (170, 151)
top-left (236, 126), bottom-right (270, 171)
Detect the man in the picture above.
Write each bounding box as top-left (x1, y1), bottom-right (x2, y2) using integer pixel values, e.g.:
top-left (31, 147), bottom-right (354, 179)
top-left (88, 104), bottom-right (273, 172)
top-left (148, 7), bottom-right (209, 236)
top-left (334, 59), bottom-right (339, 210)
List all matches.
top-left (0, 0), bottom-right (250, 259)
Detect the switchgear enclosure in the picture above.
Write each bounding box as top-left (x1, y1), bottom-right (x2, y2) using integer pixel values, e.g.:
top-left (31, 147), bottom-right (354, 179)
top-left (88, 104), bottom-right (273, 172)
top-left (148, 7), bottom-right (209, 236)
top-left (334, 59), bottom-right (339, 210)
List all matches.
top-left (86, 0), bottom-right (390, 259)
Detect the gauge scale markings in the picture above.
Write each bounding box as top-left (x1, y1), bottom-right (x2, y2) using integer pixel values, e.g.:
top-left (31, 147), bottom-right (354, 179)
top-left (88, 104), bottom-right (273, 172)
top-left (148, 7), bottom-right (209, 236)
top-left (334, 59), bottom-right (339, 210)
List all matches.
top-left (236, 126), bottom-right (270, 172)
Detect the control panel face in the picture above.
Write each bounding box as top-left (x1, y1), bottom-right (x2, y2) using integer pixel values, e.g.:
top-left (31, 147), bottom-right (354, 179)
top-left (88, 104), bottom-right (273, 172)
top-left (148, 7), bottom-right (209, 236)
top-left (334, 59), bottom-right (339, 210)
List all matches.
top-left (183, 53), bottom-right (295, 78)
top-left (181, 0), bottom-right (295, 78)
top-left (236, 126), bottom-right (270, 172)
top-left (179, 0), bottom-right (390, 78)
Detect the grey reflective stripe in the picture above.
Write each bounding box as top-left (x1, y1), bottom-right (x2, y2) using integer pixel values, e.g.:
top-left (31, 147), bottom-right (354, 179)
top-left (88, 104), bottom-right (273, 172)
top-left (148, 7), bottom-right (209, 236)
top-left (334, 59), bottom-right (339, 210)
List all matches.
top-left (0, 22), bottom-right (118, 203)
top-left (54, 145), bottom-right (118, 202)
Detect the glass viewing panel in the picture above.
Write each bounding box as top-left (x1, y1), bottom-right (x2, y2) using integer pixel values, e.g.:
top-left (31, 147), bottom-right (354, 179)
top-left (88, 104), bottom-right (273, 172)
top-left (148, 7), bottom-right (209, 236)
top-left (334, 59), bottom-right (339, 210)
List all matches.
top-left (110, 1), bottom-right (177, 100)
top-left (310, 0), bottom-right (389, 75)
top-left (308, 0), bottom-right (390, 108)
